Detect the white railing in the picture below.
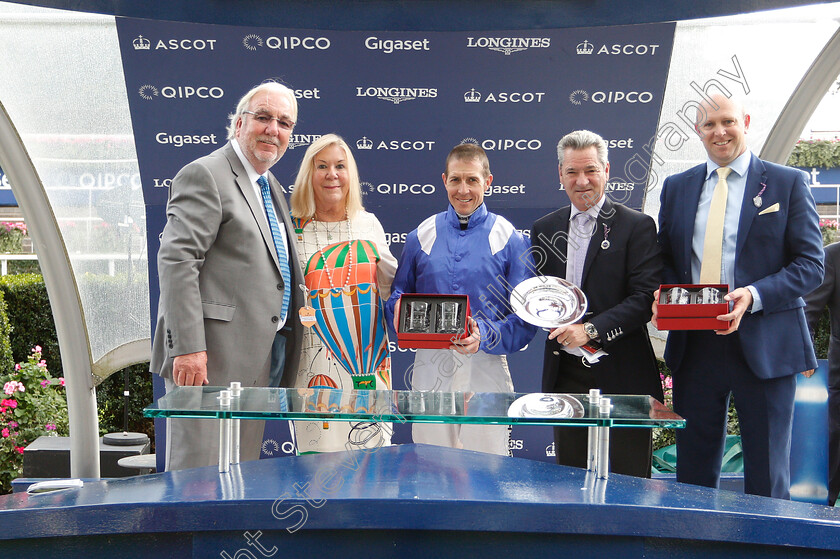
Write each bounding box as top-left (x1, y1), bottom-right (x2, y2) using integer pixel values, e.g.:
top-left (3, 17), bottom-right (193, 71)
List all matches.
top-left (0, 253), bottom-right (145, 276)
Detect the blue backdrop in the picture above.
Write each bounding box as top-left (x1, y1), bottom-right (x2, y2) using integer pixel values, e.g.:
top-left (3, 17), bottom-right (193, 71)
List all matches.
top-left (115, 17), bottom-right (675, 462)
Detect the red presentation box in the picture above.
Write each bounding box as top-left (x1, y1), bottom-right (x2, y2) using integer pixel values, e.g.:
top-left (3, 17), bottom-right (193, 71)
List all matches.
top-left (657, 284), bottom-right (731, 331)
top-left (396, 294), bottom-right (471, 349)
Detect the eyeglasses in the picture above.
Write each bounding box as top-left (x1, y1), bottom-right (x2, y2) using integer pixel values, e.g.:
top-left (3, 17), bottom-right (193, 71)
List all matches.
top-left (242, 110), bottom-right (295, 131)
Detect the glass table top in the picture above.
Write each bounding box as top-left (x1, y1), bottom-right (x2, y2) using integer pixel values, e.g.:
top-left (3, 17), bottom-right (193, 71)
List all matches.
top-left (145, 387), bottom-right (684, 429)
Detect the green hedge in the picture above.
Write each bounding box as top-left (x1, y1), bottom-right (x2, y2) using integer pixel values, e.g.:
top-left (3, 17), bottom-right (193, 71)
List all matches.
top-left (787, 139), bottom-right (840, 169)
top-left (0, 273), bottom-right (154, 439)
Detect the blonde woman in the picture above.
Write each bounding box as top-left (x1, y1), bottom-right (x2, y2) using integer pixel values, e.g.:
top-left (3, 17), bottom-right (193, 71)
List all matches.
top-left (288, 134), bottom-right (397, 454)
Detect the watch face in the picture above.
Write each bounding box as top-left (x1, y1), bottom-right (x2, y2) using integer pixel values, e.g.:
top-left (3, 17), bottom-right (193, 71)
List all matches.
top-left (585, 323), bottom-right (597, 337)
top-left (509, 276), bottom-right (587, 328)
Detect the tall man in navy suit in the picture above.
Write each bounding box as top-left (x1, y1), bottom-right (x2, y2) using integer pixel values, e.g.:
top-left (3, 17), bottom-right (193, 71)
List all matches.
top-left (653, 94), bottom-right (823, 498)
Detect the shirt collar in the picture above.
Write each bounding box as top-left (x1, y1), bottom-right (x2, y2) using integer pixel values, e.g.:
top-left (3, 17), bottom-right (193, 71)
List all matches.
top-left (569, 195), bottom-right (606, 222)
top-left (231, 139), bottom-right (264, 186)
top-left (705, 150), bottom-right (751, 181)
top-left (446, 203), bottom-right (488, 229)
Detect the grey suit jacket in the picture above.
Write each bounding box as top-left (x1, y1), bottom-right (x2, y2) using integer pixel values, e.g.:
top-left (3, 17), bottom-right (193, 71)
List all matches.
top-left (150, 141), bottom-right (303, 388)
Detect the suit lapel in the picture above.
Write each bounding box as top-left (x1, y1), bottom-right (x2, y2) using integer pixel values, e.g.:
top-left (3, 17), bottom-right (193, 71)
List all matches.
top-left (735, 154), bottom-right (766, 261)
top-left (224, 143), bottom-right (282, 273)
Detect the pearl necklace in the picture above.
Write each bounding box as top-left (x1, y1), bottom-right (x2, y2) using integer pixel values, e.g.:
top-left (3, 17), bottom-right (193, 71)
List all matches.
top-left (312, 216), bottom-right (354, 289)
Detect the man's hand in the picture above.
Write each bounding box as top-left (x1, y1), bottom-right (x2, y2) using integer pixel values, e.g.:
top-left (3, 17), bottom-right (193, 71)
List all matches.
top-left (548, 323), bottom-right (589, 349)
top-left (451, 317), bottom-right (481, 355)
top-left (173, 351), bottom-right (209, 386)
top-left (716, 287), bottom-right (753, 335)
top-left (651, 288), bottom-right (660, 329)
top-left (801, 369), bottom-right (816, 378)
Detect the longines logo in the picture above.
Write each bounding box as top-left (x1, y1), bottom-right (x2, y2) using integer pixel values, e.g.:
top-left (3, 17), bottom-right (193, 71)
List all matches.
top-left (242, 34), bottom-right (330, 51)
top-left (569, 89), bottom-right (652, 104)
top-left (361, 181), bottom-right (436, 195)
top-left (356, 136), bottom-right (435, 151)
top-left (139, 85), bottom-right (224, 100)
top-left (288, 134), bottom-right (322, 150)
top-left (132, 35), bottom-right (217, 50)
top-left (365, 36), bottom-right (430, 53)
top-left (576, 39), bottom-right (661, 56)
top-left (461, 137), bottom-right (541, 151)
top-left (466, 36), bottom-right (550, 55)
top-left (464, 89), bottom-right (544, 103)
top-left (152, 178), bottom-right (172, 188)
top-left (355, 86), bottom-right (438, 105)
top-left (606, 180), bottom-right (635, 191)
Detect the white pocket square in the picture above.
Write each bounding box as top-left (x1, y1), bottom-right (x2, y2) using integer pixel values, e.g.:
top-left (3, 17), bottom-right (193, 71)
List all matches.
top-left (758, 203), bottom-right (780, 215)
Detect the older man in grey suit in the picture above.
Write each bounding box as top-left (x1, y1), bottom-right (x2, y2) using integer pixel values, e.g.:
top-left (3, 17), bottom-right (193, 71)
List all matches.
top-left (151, 81), bottom-right (303, 470)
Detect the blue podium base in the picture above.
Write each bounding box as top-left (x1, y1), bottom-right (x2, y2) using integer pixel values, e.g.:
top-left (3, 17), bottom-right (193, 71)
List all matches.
top-left (1, 444), bottom-right (840, 558)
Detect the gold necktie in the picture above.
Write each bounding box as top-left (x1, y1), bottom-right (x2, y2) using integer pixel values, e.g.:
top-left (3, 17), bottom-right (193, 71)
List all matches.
top-left (699, 166), bottom-right (732, 284)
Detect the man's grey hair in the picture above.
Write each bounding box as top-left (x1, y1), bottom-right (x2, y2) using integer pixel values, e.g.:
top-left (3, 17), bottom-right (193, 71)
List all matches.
top-left (556, 130), bottom-right (608, 168)
top-left (226, 80), bottom-right (298, 140)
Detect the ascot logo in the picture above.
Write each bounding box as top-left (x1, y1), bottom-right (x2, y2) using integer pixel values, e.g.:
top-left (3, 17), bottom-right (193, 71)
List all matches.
top-left (466, 36), bottom-right (550, 55)
top-left (546, 442), bottom-right (556, 457)
top-left (578, 41), bottom-right (661, 56)
top-left (288, 134), bottom-right (322, 150)
top-left (356, 137), bottom-right (435, 151)
top-left (133, 35), bottom-right (217, 51)
top-left (243, 34), bottom-right (263, 51)
top-left (467, 89), bottom-right (545, 103)
top-left (139, 84), bottom-right (159, 100)
top-left (355, 86), bottom-right (438, 105)
top-left (133, 35), bottom-right (151, 50)
top-left (576, 40), bottom-right (594, 55)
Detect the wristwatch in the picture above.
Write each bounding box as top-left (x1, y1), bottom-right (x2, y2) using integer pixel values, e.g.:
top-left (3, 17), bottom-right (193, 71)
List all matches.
top-left (583, 322), bottom-right (599, 340)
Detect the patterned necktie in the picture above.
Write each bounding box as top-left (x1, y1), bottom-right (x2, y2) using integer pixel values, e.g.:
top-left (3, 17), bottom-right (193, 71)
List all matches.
top-left (699, 166), bottom-right (732, 284)
top-left (258, 175), bottom-right (291, 321)
top-left (570, 212), bottom-right (594, 288)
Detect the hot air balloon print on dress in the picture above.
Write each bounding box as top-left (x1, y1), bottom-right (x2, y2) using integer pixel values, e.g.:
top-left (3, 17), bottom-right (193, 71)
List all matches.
top-left (303, 239), bottom-right (391, 390)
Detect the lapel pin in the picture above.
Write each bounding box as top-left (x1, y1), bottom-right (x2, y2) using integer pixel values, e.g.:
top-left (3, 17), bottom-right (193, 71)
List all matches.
top-left (753, 182), bottom-right (767, 208)
top-left (600, 223), bottom-right (611, 250)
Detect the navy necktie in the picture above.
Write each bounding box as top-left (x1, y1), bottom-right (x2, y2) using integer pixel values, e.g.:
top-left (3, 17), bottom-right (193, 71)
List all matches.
top-left (258, 175), bottom-right (291, 322)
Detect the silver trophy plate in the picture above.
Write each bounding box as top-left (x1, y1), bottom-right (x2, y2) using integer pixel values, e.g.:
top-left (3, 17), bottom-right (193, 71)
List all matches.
top-left (507, 393), bottom-right (585, 419)
top-left (510, 276), bottom-right (588, 328)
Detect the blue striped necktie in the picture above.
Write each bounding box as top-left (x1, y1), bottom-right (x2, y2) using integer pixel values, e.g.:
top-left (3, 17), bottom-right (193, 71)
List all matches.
top-left (258, 175), bottom-right (291, 322)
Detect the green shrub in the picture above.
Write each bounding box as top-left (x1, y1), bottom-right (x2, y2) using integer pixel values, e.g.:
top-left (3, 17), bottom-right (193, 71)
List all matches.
top-left (0, 274), bottom-right (60, 378)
